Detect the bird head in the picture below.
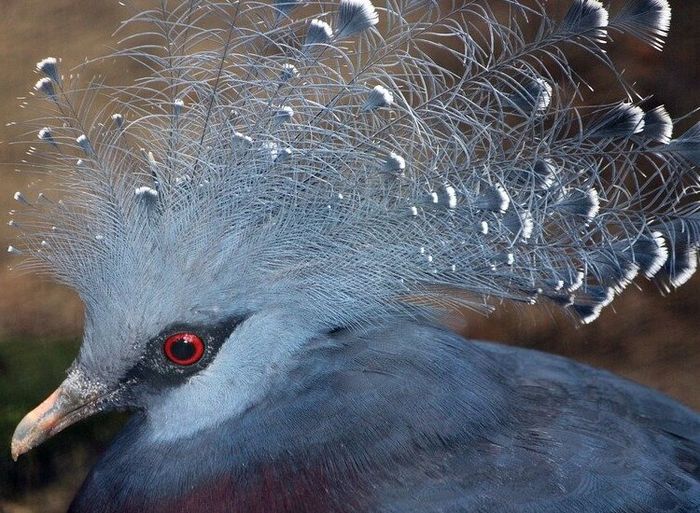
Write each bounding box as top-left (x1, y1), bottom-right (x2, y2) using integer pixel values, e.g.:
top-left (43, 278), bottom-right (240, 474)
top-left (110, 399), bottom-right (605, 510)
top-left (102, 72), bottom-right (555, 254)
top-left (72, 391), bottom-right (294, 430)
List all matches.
top-left (10, 223), bottom-right (322, 459)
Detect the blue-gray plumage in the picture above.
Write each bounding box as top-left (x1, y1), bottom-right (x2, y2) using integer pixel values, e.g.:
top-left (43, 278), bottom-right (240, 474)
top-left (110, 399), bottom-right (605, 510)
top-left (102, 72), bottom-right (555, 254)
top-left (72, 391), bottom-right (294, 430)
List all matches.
top-left (68, 322), bottom-right (700, 512)
top-left (6, 0), bottom-right (700, 511)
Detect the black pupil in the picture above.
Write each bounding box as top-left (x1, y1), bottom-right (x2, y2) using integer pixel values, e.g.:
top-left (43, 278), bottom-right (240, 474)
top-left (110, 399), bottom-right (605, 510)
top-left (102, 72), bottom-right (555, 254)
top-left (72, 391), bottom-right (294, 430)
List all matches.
top-left (170, 338), bottom-right (196, 361)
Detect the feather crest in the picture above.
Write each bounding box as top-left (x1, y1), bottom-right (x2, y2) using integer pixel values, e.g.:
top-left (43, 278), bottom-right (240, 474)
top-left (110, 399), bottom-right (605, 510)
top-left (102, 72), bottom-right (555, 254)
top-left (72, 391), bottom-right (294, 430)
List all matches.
top-left (7, 0), bottom-right (698, 328)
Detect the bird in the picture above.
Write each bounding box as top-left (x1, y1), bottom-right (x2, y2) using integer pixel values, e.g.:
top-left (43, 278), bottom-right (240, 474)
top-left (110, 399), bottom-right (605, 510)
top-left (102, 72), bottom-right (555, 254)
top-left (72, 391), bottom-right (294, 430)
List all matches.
top-left (7, 0), bottom-right (700, 511)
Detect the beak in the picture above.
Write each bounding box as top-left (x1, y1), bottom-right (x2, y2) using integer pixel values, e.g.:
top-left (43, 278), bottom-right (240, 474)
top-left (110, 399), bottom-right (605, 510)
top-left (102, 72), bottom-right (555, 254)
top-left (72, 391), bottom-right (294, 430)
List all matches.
top-left (11, 374), bottom-right (110, 461)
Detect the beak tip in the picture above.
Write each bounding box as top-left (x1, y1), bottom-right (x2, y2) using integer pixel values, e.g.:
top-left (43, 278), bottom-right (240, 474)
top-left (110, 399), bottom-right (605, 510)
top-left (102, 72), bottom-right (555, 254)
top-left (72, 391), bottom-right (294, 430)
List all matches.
top-left (11, 424), bottom-right (33, 462)
top-left (10, 436), bottom-right (26, 462)
top-left (10, 388), bottom-right (62, 461)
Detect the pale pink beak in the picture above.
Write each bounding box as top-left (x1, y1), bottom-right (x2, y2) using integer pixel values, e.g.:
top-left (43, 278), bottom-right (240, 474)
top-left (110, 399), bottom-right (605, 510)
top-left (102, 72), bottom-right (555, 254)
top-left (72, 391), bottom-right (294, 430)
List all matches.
top-left (11, 380), bottom-right (104, 461)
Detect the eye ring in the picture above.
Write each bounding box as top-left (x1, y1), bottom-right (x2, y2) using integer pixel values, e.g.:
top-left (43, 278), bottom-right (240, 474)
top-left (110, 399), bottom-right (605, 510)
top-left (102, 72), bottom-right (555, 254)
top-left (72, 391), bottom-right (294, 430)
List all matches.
top-left (163, 333), bottom-right (205, 366)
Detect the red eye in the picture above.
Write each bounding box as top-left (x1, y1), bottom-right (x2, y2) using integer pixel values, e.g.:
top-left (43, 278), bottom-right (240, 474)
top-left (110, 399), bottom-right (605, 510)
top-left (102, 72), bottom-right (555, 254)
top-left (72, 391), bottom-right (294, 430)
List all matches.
top-left (163, 333), bottom-right (205, 366)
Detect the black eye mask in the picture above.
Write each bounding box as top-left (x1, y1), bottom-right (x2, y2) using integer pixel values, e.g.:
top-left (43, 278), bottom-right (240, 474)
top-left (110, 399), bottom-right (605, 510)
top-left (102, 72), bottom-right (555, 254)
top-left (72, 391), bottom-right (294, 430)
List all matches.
top-left (124, 315), bottom-right (245, 389)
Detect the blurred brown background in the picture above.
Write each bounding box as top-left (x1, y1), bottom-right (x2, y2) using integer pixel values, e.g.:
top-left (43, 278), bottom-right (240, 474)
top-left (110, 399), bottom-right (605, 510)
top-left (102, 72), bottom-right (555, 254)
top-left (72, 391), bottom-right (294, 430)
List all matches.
top-left (0, 0), bottom-right (698, 511)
